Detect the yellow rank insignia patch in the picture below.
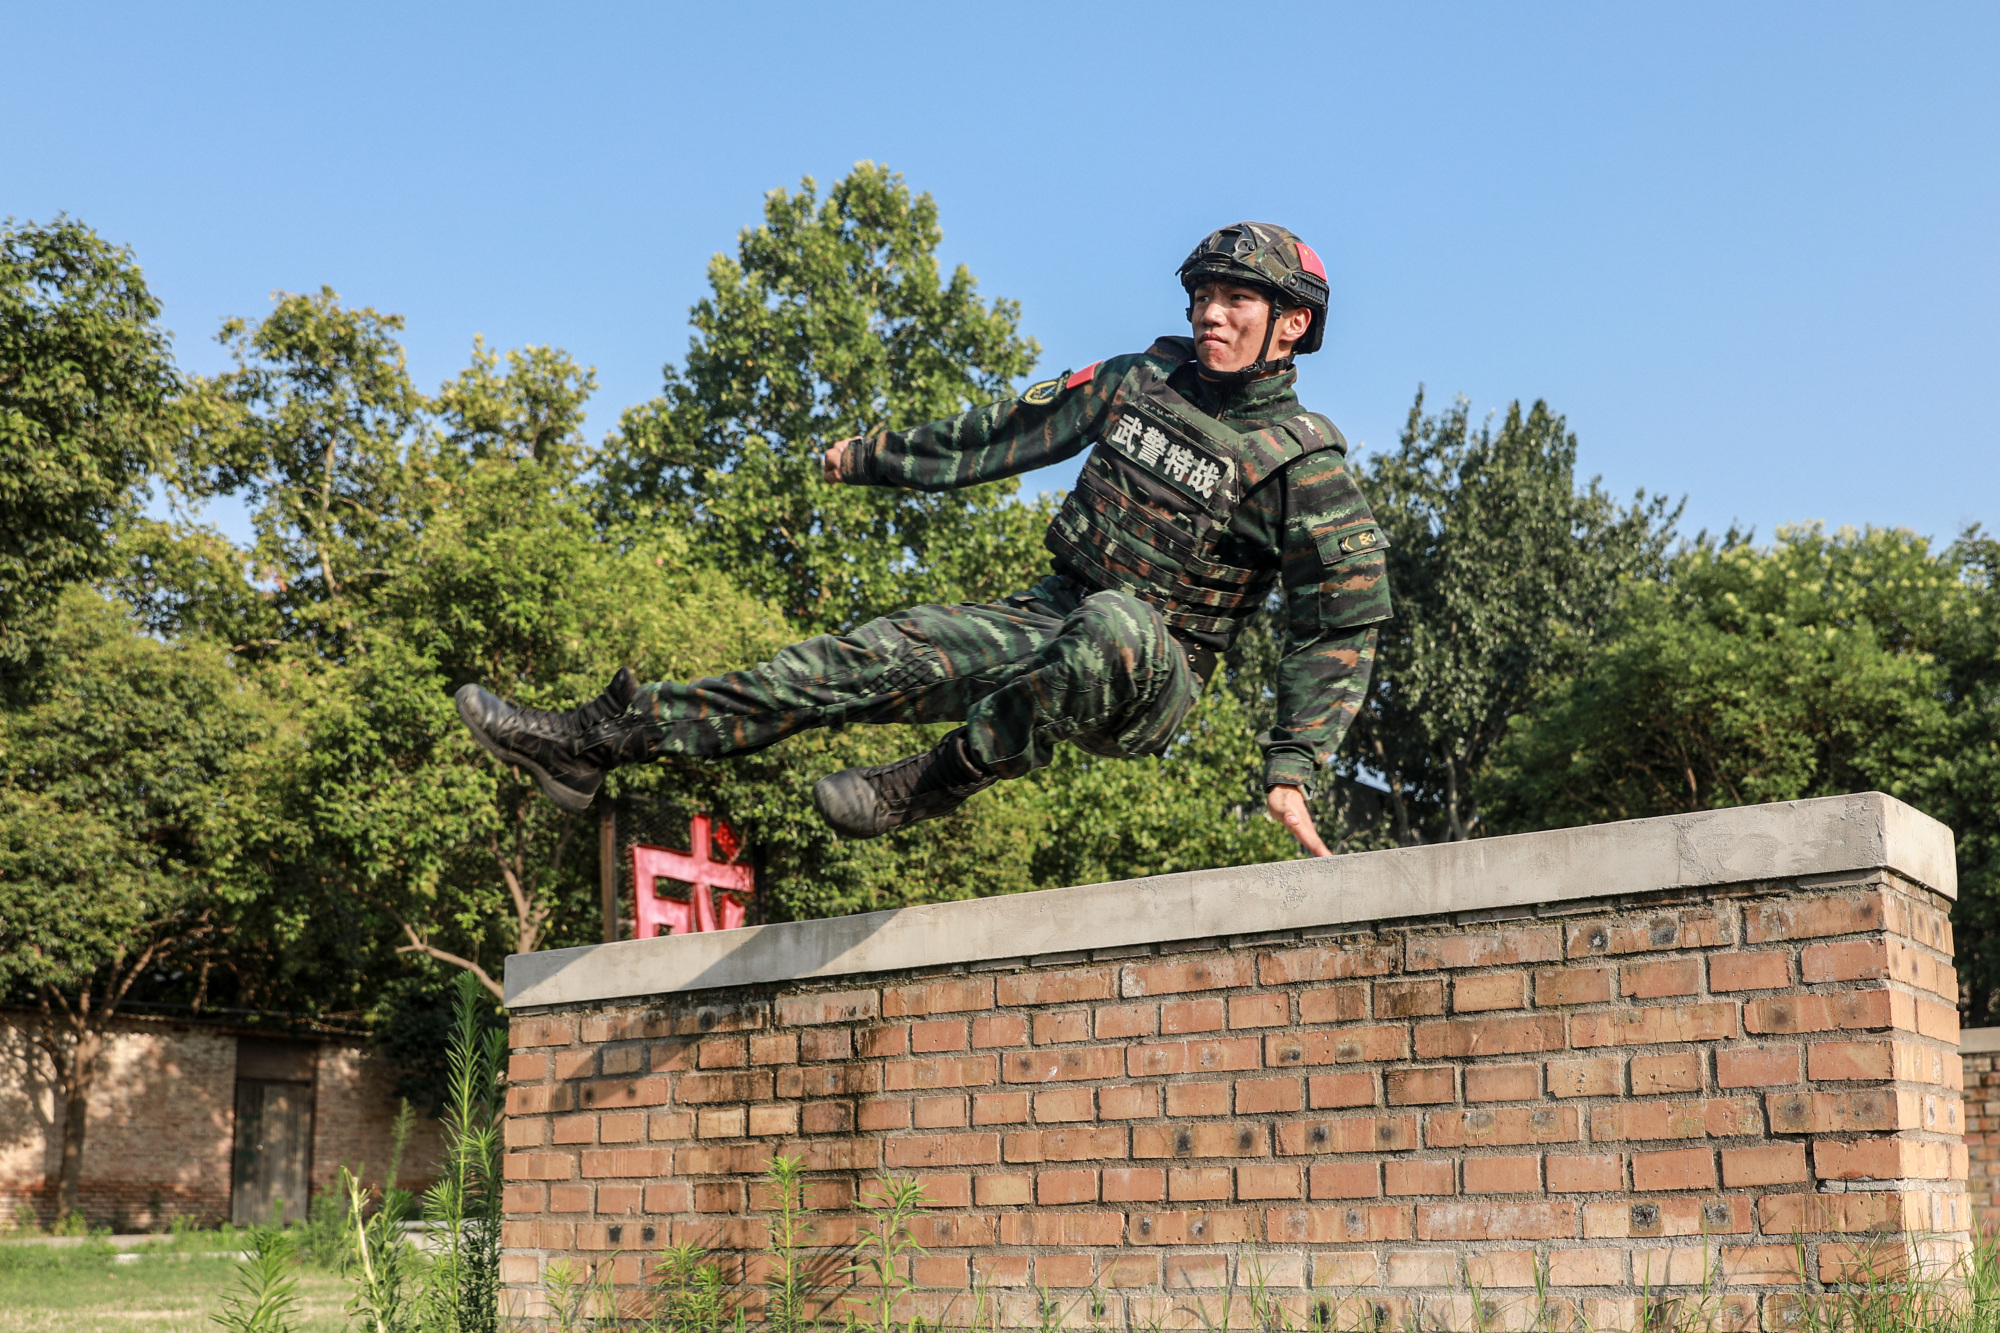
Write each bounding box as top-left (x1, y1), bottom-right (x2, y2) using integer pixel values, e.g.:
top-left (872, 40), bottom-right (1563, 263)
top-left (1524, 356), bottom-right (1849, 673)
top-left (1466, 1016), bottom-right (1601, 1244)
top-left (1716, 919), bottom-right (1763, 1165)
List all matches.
top-left (1021, 374), bottom-right (1066, 406)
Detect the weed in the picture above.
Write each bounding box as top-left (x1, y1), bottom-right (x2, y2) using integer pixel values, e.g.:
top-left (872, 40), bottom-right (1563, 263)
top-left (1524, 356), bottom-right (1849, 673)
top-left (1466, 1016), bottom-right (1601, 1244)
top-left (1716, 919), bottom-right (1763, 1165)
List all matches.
top-left (210, 1228), bottom-right (302, 1333)
top-left (844, 1177), bottom-right (930, 1333)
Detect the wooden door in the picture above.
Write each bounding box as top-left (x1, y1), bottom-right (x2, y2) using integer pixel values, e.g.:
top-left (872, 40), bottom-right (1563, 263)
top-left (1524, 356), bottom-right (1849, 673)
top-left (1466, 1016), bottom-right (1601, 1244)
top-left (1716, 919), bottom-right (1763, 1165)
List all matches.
top-left (230, 1039), bottom-right (317, 1226)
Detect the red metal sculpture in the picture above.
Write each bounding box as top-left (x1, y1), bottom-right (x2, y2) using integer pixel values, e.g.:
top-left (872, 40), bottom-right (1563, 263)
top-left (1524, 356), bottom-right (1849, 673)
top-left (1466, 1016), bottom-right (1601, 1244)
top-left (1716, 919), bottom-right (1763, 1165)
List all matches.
top-left (631, 814), bottom-right (753, 937)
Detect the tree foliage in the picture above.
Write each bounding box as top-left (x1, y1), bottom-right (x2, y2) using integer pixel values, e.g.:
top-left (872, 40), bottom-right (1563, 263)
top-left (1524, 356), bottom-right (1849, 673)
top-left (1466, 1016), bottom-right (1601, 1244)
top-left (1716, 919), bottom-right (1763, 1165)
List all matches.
top-left (0, 218), bottom-right (177, 665)
top-left (603, 163), bottom-right (1051, 630)
top-left (1344, 392), bottom-right (1677, 842)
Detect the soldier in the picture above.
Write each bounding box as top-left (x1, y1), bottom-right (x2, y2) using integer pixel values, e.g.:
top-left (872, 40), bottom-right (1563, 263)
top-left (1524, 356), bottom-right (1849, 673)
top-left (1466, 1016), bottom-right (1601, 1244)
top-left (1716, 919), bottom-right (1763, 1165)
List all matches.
top-left (455, 223), bottom-right (1392, 857)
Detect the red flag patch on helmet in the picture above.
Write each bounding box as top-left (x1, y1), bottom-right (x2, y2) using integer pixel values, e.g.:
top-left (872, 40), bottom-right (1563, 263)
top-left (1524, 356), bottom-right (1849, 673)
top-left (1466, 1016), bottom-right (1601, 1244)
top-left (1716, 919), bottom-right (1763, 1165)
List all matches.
top-left (1065, 362), bottom-right (1100, 390)
top-left (1295, 242), bottom-right (1327, 281)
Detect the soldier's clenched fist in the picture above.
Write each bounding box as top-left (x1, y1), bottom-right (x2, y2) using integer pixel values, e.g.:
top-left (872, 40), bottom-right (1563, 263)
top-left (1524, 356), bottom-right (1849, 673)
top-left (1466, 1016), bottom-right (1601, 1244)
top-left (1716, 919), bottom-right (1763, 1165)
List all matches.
top-left (823, 437), bottom-right (856, 483)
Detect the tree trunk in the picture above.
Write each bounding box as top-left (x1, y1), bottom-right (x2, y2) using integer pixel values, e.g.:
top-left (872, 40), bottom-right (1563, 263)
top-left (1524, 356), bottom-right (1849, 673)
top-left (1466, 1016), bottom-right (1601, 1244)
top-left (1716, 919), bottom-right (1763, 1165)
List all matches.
top-left (53, 1026), bottom-right (99, 1223)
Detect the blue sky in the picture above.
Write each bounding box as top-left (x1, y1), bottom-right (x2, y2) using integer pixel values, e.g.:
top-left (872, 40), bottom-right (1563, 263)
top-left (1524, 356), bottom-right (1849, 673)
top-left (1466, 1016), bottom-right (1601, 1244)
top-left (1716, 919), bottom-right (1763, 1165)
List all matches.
top-left (7, 2), bottom-right (1995, 547)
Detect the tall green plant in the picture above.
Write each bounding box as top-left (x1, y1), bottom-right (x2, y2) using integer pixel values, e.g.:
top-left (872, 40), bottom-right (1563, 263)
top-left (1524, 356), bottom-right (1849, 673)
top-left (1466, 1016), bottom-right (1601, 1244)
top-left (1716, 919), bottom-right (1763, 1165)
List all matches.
top-left (418, 971), bottom-right (506, 1332)
top-left (843, 1177), bottom-right (930, 1333)
top-left (341, 1102), bottom-right (418, 1333)
top-left (210, 1228), bottom-right (302, 1333)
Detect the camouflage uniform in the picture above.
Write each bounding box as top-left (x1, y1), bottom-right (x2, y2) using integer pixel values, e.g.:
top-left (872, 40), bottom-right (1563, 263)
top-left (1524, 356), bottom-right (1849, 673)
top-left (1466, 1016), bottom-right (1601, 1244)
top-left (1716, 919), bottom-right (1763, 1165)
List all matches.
top-left (636, 337), bottom-right (1391, 791)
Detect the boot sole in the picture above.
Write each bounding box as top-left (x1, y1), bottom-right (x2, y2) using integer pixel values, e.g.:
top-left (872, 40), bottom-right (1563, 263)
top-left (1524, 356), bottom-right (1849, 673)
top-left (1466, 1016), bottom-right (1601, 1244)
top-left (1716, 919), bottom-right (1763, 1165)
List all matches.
top-left (454, 685), bottom-right (603, 815)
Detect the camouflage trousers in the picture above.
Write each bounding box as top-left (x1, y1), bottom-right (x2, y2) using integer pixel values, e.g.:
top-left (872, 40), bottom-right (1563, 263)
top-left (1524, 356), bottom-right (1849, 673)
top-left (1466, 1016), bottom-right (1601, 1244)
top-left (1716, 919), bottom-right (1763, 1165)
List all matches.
top-left (636, 575), bottom-right (1204, 779)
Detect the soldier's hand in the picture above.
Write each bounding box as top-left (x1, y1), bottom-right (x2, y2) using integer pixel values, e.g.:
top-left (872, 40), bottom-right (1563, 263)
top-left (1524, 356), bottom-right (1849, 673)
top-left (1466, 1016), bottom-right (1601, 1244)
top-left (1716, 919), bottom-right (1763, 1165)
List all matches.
top-left (822, 436), bottom-right (856, 483)
top-left (1267, 784), bottom-right (1334, 858)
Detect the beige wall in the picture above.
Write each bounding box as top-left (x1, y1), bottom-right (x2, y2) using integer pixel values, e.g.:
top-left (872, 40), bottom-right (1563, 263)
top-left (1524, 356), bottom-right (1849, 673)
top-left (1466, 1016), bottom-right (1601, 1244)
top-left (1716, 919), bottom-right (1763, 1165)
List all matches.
top-left (0, 1012), bottom-right (441, 1230)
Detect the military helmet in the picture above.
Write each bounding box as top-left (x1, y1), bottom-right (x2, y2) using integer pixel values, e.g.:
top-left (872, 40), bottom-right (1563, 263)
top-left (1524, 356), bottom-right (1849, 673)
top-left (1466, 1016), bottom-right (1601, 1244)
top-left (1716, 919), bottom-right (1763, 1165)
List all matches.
top-left (1177, 222), bottom-right (1329, 355)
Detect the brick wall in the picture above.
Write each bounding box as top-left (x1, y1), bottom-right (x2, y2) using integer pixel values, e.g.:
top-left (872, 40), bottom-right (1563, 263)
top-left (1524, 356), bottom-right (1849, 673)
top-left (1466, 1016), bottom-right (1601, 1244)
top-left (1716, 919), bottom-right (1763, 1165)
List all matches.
top-left (0, 1013), bottom-right (442, 1230)
top-left (1963, 1034), bottom-right (1999, 1234)
top-left (503, 853), bottom-right (1967, 1329)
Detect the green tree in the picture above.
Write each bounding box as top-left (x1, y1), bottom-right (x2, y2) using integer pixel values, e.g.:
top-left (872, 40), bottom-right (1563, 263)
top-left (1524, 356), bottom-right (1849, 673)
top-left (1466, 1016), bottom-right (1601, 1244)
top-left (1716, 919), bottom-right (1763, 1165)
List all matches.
top-left (603, 162), bottom-right (1052, 631)
top-left (176, 287), bottom-right (429, 656)
top-left (0, 218), bottom-right (177, 666)
top-left (0, 589), bottom-right (272, 1221)
top-left (1346, 391), bottom-right (1676, 843)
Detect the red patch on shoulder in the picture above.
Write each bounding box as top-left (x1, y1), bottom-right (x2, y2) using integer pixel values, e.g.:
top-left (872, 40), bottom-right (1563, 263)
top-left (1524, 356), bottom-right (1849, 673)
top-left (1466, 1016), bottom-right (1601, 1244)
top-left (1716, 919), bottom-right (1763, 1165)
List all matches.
top-left (1065, 362), bottom-right (1100, 390)
top-left (1295, 242), bottom-right (1327, 280)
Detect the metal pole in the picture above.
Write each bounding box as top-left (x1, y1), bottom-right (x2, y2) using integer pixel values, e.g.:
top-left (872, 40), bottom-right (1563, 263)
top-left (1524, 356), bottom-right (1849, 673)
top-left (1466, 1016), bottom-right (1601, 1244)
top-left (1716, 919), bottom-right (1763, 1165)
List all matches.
top-left (599, 801), bottom-right (619, 943)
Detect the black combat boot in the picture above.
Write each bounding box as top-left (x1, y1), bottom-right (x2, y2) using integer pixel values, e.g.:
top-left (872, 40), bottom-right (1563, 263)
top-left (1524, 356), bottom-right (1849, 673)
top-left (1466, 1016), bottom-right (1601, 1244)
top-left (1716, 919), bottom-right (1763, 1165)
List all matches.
top-left (813, 727), bottom-right (997, 839)
top-left (454, 667), bottom-right (659, 814)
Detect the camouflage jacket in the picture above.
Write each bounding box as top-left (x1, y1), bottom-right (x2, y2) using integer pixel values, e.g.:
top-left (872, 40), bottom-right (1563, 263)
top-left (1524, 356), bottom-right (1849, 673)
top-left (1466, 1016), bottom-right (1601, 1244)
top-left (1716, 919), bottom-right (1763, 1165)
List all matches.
top-left (841, 345), bottom-right (1392, 790)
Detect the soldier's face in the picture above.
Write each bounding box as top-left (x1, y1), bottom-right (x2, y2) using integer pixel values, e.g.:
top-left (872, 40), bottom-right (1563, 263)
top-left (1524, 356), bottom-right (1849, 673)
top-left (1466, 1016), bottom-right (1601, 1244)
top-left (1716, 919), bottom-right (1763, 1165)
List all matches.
top-left (1189, 282), bottom-right (1309, 373)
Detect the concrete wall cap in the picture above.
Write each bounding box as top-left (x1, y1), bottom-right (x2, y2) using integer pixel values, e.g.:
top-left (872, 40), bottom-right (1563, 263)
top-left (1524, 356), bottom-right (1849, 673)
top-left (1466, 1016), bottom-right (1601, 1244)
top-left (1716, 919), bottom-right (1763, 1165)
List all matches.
top-left (504, 791), bottom-right (1954, 1009)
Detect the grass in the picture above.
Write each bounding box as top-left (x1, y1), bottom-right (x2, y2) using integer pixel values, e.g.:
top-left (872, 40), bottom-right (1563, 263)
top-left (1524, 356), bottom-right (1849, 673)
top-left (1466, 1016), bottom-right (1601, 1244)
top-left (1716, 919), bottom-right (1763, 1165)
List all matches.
top-left (0, 1236), bottom-right (349, 1333)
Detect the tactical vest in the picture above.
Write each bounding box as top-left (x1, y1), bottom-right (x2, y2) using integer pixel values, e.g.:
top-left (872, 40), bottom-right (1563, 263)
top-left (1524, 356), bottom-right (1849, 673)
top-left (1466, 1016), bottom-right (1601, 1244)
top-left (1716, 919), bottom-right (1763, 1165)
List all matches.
top-left (1045, 338), bottom-right (1343, 644)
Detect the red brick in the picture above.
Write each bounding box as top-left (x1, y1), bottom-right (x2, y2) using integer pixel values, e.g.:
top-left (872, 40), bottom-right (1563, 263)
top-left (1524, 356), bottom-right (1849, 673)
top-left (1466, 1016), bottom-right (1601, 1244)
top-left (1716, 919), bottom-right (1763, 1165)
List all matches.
top-left (1760, 1191), bottom-right (1922, 1235)
top-left (1406, 927), bottom-right (1561, 972)
top-left (1164, 1081), bottom-right (1230, 1117)
top-left (1630, 1051), bottom-right (1703, 1095)
top-left (695, 1037), bottom-right (747, 1069)
top-left (882, 1055), bottom-right (997, 1091)
top-left (1375, 978), bottom-right (1446, 1016)
top-left (1275, 1115), bottom-right (1418, 1156)
top-left (1454, 972), bottom-right (1528, 1012)
top-left (971, 1014), bottom-right (1027, 1048)
top-left (1237, 1164), bottom-right (1304, 1200)
top-left (1466, 1064), bottom-right (1540, 1102)
top-left (1582, 1195), bottom-right (1752, 1238)
top-left (970, 1094), bottom-right (1028, 1127)
top-left (1385, 1159), bottom-right (1456, 1196)
top-left (1547, 1057), bottom-right (1621, 1098)
top-left (1267, 1205), bottom-right (1415, 1243)
top-left (1032, 1011), bottom-right (1090, 1044)
top-left (553, 1114), bottom-right (595, 1145)
top-left (1093, 1004), bottom-right (1154, 1039)
top-left (975, 1173), bottom-right (1032, 1205)
top-left (511, 1016), bottom-right (577, 1048)
top-left (546, 1183), bottom-right (591, 1212)
top-left (1036, 1254), bottom-right (1094, 1289)
top-left (1813, 1137), bottom-right (1956, 1181)
top-left (1415, 1016), bottom-right (1564, 1059)
top-left (1003, 1126), bottom-right (1126, 1163)
top-left (1033, 1088), bottom-right (1096, 1122)
top-left (912, 1096), bottom-right (965, 1129)
top-left (1036, 1170), bottom-right (1099, 1205)
top-left (1424, 1106), bottom-right (1579, 1148)
top-left (1121, 955), bottom-right (1255, 997)
top-left (1160, 998), bottom-right (1226, 1033)
top-left (882, 977), bottom-right (994, 1017)
top-left (1097, 1085), bottom-right (1158, 1119)
top-left (1722, 1143), bottom-right (1808, 1187)
top-left (995, 967), bottom-right (1116, 1007)
top-left (856, 1025), bottom-right (906, 1058)
top-left (1416, 1201), bottom-right (1574, 1240)
top-left (1260, 942), bottom-right (1399, 985)
top-left (1547, 1153), bottom-right (1624, 1192)
top-left (748, 1033), bottom-right (799, 1065)
top-left (1743, 991), bottom-right (1900, 1036)
top-left (1717, 1045), bottom-right (1801, 1088)
top-left (1134, 1123), bottom-right (1270, 1158)
top-left (1386, 1067), bottom-right (1455, 1105)
top-left (884, 1134), bottom-right (1001, 1168)
top-left (1229, 993), bottom-right (1291, 1028)
top-left (911, 1020), bottom-right (970, 1053)
top-left (1102, 1168), bottom-right (1165, 1202)
top-left (1567, 911), bottom-right (1730, 957)
top-left (1591, 1098), bottom-right (1762, 1142)
top-left (1307, 1072), bottom-right (1378, 1110)
top-left (580, 1149), bottom-right (670, 1178)
top-left (776, 989), bottom-right (879, 1026)
top-left (1766, 1088), bottom-right (1918, 1134)
top-left (1742, 892), bottom-right (1885, 944)
top-left (1131, 1036), bottom-right (1260, 1077)
top-left (1309, 1162), bottom-right (1381, 1199)
top-left (1103, 1254), bottom-right (1160, 1288)
top-left (1709, 952), bottom-right (1792, 992)
top-left (506, 1084), bottom-right (572, 1116)
top-left (674, 1071), bottom-right (770, 1103)
top-left (508, 1052), bottom-right (550, 1081)
top-left (801, 1102), bottom-right (853, 1134)
top-left (1631, 1148), bottom-right (1717, 1191)
top-left (1463, 1155), bottom-right (1541, 1194)
top-left (1005, 1047), bottom-right (1123, 1083)
top-left (643, 1183), bottom-right (691, 1213)
top-left (1299, 985), bottom-right (1369, 1023)
top-left (1621, 958), bottom-right (1701, 999)
top-left (1535, 967), bottom-right (1614, 1006)
top-left (1571, 1003), bottom-right (1736, 1047)
top-left (1235, 1078), bottom-right (1304, 1114)
top-left (598, 1113), bottom-right (643, 1143)
top-left (1267, 1025), bottom-right (1408, 1067)
top-left (1167, 1168), bottom-right (1233, 1201)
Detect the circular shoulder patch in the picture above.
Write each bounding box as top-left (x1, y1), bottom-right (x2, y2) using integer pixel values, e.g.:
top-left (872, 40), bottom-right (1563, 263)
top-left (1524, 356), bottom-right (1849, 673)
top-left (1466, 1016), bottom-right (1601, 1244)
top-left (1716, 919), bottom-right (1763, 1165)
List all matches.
top-left (1021, 376), bottom-right (1065, 406)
